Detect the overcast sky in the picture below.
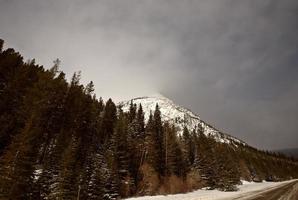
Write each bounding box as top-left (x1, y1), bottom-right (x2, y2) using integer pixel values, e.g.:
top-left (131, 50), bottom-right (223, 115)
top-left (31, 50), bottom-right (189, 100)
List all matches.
top-left (1, 0), bottom-right (297, 150)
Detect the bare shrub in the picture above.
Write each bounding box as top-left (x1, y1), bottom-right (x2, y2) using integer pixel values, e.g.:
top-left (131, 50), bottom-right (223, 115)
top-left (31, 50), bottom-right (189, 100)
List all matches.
top-left (137, 163), bottom-right (160, 196)
top-left (164, 175), bottom-right (187, 194)
top-left (120, 175), bottom-right (135, 198)
top-left (239, 159), bottom-right (251, 181)
top-left (186, 168), bottom-right (204, 191)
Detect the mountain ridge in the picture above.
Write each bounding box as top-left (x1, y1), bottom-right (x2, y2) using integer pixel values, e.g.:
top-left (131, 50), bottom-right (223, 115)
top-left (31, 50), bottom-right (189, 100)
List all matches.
top-left (276, 148), bottom-right (298, 159)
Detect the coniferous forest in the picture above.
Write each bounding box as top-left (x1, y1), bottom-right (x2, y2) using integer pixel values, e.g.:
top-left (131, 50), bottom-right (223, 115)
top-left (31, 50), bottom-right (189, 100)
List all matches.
top-left (0, 39), bottom-right (297, 199)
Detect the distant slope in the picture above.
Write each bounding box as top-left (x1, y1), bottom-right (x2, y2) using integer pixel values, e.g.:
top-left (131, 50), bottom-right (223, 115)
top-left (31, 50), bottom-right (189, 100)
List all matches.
top-left (119, 94), bottom-right (246, 146)
top-left (276, 148), bottom-right (298, 158)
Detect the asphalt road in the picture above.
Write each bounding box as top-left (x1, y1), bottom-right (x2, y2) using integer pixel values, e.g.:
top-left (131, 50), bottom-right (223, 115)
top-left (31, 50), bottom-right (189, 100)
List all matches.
top-left (233, 180), bottom-right (298, 200)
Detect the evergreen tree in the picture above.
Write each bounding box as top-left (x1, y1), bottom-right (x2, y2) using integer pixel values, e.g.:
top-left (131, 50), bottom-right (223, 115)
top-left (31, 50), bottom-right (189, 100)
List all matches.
top-left (152, 104), bottom-right (165, 176)
top-left (182, 126), bottom-right (195, 169)
top-left (0, 117), bottom-right (41, 199)
top-left (87, 150), bottom-right (107, 200)
top-left (0, 39), bottom-right (3, 52)
top-left (0, 47), bottom-right (37, 155)
top-left (136, 104), bottom-right (145, 136)
top-left (56, 136), bottom-right (81, 199)
top-left (144, 111), bottom-right (155, 166)
top-left (128, 100), bottom-right (137, 123)
top-left (50, 58), bottom-right (61, 75)
top-left (85, 81), bottom-right (95, 95)
top-left (164, 123), bottom-right (185, 177)
top-left (194, 127), bottom-right (218, 189)
top-left (102, 99), bottom-right (117, 144)
top-left (214, 145), bottom-right (240, 191)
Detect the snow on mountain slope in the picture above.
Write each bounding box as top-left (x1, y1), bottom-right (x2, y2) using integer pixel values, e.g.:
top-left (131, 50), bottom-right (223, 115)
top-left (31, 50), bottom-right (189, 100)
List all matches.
top-left (119, 94), bottom-right (245, 146)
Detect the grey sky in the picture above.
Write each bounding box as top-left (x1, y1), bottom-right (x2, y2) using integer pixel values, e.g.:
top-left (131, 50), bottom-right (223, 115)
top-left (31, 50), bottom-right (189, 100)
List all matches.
top-left (1, 0), bottom-right (297, 150)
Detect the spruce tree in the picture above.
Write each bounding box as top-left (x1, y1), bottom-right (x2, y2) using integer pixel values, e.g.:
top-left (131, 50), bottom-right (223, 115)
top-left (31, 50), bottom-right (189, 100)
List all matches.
top-left (214, 144), bottom-right (240, 191)
top-left (194, 128), bottom-right (218, 189)
top-left (0, 39), bottom-right (3, 52)
top-left (102, 99), bottom-right (117, 144)
top-left (182, 126), bottom-right (195, 169)
top-left (136, 104), bottom-right (145, 136)
top-left (153, 104), bottom-right (165, 176)
top-left (128, 100), bottom-right (137, 123)
top-left (144, 111), bottom-right (155, 166)
top-left (56, 136), bottom-right (81, 199)
top-left (164, 123), bottom-right (185, 177)
top-left (0, 118), bottom-right (41, 199)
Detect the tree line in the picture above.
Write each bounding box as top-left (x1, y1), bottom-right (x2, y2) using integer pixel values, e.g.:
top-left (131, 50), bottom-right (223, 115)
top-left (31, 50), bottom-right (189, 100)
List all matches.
top-left (0, 39), bottom-right (297, 199)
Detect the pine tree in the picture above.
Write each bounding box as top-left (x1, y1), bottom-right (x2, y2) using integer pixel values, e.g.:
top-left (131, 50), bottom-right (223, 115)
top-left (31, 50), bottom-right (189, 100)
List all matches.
top-left (194, 126), bottom-right (218, 189)
top-left (164, 123), bottom-right (185, 177)
top-left (214, 144), bottom-right (240, 191)
top-left (0, 47), bottom-right (36, 155)
top-left (182, 126), bottom-right (195, 169)
top-left (128, 100), bottom-right (137, 123)
top-left (127, 116), bottom-right (141, 190)
top-left (152, 104), bottom-right (165, 176)
top-left (0, 117), bottom-right (41, 199)
top-left (0, 39), bottom-right (3, 52)
top-left (85, 81), bottom-right (95, 95)
top-left (135, 103), bottom-right (146, 166)
top-left (0, 62), bottom-right (68, 199)
top-left (136, 104), bottom-right (145, 136)
top-left (37, 130), bottom-right (67, 199)
top-left (87, 150), bottom-right (106, 200)
top-left (114, 110), bottom-right (130, 177)
top-left (50, 58), bottom-right (61, 75)
top-left (57, 136), bottom-right (81, 199)
top-left (144, 111), bottom-right (155, 166)
top-left (102, 99), bottom-right (117, 144)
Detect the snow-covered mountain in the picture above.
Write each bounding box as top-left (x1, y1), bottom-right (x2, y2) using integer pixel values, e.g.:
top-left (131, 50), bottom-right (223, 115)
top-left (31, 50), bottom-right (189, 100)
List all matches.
top-left (119, 94), bottom-right (246, 146)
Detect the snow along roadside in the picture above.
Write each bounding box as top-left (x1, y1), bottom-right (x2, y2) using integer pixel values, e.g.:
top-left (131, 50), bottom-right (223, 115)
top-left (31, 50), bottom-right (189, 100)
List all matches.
top-left (126, 179), bottom-right (297, 200)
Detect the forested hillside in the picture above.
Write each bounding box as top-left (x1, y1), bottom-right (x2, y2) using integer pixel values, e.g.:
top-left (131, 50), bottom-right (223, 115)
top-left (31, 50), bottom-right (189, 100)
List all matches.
top-left (0, 39), bottom-right (297, 199)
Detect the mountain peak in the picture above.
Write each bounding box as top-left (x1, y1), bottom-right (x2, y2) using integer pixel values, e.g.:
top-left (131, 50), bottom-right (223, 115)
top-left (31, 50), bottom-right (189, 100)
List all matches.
top-left (149, 93), bottom-right (168, 99)
top-left (119, 95), bottom-right (246, 146)
top-left (129, 93), bottom-right (173, 103)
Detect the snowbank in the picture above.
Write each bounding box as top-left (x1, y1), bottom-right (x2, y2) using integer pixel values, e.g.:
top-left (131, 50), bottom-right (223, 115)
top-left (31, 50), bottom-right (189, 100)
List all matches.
top-left (126, 180), bottom-right (297, 200)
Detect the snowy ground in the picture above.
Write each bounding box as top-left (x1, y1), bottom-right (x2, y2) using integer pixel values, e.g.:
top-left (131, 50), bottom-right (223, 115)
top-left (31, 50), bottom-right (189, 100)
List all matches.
top-left (126, 180), bottom-right (297, 200)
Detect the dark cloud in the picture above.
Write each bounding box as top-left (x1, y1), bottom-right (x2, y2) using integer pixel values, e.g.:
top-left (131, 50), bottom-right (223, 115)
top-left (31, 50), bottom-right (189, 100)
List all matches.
top-left (0, 0), bottom-right (297, 149)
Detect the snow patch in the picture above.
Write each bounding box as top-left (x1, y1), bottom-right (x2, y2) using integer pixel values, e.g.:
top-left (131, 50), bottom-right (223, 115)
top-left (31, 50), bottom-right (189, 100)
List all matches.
top-left (34, 168), bottom-right (43, 181)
